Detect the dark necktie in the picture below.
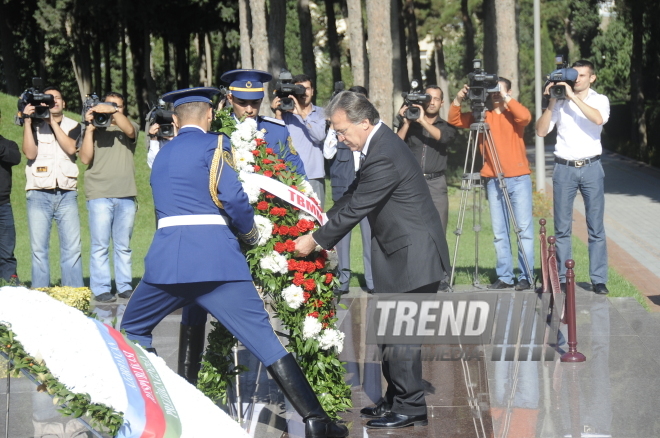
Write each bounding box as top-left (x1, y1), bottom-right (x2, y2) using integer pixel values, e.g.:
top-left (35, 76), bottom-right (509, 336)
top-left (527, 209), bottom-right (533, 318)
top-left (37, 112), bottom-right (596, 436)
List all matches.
top-left (359, 152), bottom-right (366, 170)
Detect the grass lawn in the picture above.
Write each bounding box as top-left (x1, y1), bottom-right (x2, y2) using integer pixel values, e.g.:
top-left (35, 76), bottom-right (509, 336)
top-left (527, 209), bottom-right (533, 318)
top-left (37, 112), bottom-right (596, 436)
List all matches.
top-left (0, 91), bottom-right (646, 309)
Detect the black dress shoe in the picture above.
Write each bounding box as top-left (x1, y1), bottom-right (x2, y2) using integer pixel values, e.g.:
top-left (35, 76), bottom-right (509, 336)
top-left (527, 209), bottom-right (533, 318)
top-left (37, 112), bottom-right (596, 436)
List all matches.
top-left (334, 289), bottom-right (349, 296)
top-left (366, 412), bottom-right (428, 428)
top-left (592, 283), bottom-right (609, 295)
top-left (366, 288), bottom-right (375, 294)
top-left (360, 400), bottom-right (392, 418)
top-left (515, 279), bottom-right (531, 291)
top-left (488, 279), bottom-right (513, 290)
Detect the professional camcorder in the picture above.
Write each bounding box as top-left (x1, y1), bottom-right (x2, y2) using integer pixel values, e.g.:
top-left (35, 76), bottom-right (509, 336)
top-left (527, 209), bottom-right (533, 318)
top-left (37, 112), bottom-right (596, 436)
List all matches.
top-left (401, 80), bottom-right (431, 120)
top-left (546, 56), bottom-right (578, 100)
top-left (147, 100), bottom-right (175, 138)
top-left (467, 59), bottom-right (500, 104)
top-left (17, 77), bottom-right (55, 121)
top-left (82, 93), bottom-right (117, 128)
top-left (274, 69), bottom-right (306, 112)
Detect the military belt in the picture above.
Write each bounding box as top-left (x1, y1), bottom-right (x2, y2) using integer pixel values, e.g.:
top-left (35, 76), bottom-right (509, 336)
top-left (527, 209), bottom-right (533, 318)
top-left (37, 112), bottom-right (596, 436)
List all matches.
top-left (158, 214), bottom-right (228, 229)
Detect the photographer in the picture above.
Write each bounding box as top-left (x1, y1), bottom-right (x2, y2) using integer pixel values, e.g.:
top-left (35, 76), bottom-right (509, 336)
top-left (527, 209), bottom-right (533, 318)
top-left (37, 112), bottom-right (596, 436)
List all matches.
top-left (0, 109), bottom-right (21, 284)
top-left (449, 78), bottom-right (534, 290)
top-left (271, 74), bottom-right (326, 208)
top-left (146, 122), bottom-right (175, 168)
top-left (536, 60), bottom-right (610, 295)
top-left (396, 86), bottom-right (456, 233)
top-left (21, 86), bottom-right (84, 288)
top-left (81, 92), bottom-right (138, 303)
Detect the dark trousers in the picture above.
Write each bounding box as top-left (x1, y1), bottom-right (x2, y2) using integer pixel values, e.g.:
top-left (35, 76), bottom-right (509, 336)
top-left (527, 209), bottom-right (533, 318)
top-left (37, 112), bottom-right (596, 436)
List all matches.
top-left (0, 203), bottom-right (17, 281)
top-left (427, 175), bottom-right (448, 234)
top-left (380, 281), bottom-right (439, 416)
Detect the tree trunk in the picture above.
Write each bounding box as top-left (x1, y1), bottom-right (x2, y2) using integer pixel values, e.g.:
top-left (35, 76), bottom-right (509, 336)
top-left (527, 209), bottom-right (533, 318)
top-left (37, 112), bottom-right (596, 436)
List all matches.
top-left (92, 38), bottom-right (102, 94)
top-left (194, 33), bottom-right (203, 87)
top-left (494, 0), bottom-right (519, 98)
top-left (325, 0), bottom-right (342, 84)
top-left (121, 26), bottom-right (128, 99)
top-left (239, 0), bottom-right (253, 69)
top-left (268, 0), bottom-right (287, 97)
top-left (482, 0), bottom-right (497, 73)
top-left (461, 0), bottom-right (476, 76)
top-left (434, 38), bottom-right (450, 120)
top-left (104, 38), bottom-right (112, 95)
top-left (391, 0), bottom-right (406, 115)
top-left (251, 0), bottom-right (271, 109)
top-left (126, 24), bottom-right (150, 125)
top-left (205, 33), bottom-right (213, 87)
top-left (404, 0), bottom-right (421, 82)
top-left (175, 35), bottom-right (189, 89)
top-left (297, 0), bottom-right (317, 87)
top-left (564, 18), bottom-right (577, 62)
top-left (630, 0), bottom-right (648, 161)
top-left (346, 0), bottom-right (367, 88)
top-left (366, 0), bottom-right (394, 125)
top-left (163, 34), bottom-right (172, 90)
top-left (0, 2), bottom-right (19, 95)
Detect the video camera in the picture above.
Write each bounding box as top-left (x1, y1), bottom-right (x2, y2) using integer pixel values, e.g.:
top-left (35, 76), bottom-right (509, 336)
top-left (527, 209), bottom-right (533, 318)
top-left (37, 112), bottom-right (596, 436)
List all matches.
top-left (147, 100), bottom-right (175, 138)
top-left (274, 69), bottom-right (306, 112)
top-left (332, 81), bottom-right (345, 98)
top-left (82, 93), bottom-right (117, 129)
top-left (17, 77), bottom-right (55, 121)
top-left (546, 55), bottom-right (578, 100)
top-left (401, 80), bottom-right (431, 120)
top-left (467, 59), bottom-right (500, 105)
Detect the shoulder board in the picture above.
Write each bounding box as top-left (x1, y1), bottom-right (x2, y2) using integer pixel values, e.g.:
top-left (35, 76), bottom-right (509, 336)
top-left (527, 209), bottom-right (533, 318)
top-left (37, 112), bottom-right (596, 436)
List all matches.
top-left (260, 116), bottom-right (285, 126)
top-left (207, 131), bottom-right (221, 136)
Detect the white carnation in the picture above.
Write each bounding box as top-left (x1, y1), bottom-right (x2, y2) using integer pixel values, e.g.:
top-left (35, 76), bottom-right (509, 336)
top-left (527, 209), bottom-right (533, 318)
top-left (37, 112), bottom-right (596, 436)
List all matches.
top-left (253, 215), bottom-right (273, 246)
top-left (231, 119), bottom-right (258, 151)
top-left (317, 328), bottom-right (345, 354)
top-left (259, 251), bottom-right (288, 274)
top-left (325, 249), bottom-right (339, 270)
top-left (298, 211), bottom-right (316, 222)
top-left (302, 316), bottom-right (323, 340)
top-left (282, 285), bottom-right (305, 309)
top-left (299, 180), bottom-right (321, 203)
top-left (233, 148), bottom-right (256, 171)
top-left (240, 173), bottom-right (261, 204)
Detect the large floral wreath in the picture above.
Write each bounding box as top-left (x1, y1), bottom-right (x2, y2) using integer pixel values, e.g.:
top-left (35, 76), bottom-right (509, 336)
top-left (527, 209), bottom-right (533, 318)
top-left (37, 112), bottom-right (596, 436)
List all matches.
top-left (197, 111), bottom-right (351, 417)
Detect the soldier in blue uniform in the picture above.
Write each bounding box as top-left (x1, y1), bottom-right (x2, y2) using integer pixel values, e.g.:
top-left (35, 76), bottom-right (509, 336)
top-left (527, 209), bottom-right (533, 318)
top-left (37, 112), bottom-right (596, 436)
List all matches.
top-left (120, 87), bottom-right (347, 438)
top-left (178, 69), bottom-right (308, 382)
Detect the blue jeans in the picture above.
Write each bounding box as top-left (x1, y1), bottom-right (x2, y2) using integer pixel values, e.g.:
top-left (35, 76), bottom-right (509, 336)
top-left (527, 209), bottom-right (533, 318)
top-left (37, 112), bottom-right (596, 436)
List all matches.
top-left (26, 189), bottom-right (83, 288)
top-left (486, 175), bottom-right (534, 283)
top-left (552, 161), bottom-right (607, 284)
top-left (88, 197), bottom-right (136, 296)
top-left (0, 203), bottom-right (17, 282)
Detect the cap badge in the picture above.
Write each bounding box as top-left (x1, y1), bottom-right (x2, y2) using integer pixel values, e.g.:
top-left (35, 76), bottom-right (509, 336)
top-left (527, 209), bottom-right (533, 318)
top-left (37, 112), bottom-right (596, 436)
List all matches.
top-left (246, 81), bottom-right (253, 88)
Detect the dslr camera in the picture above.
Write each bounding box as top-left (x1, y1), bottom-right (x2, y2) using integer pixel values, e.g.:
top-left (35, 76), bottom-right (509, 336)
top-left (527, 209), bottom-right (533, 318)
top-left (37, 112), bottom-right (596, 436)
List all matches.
top-left (147, 100), bottom-right (175, 138)
top-left (401, 79), bottom-right (431, 120)
top-left (546, 56), bottom-right (578, 100)
top-left (82, 93), bottom-right (117, 128)
top-left (17, 77), bottom-right (55, 121)
top-left (274, 69), bottom-right (306, 112)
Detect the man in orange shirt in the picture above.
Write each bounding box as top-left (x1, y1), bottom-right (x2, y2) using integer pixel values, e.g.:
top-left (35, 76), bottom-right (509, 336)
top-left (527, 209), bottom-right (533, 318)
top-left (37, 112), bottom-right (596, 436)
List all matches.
top-left (448, 78), bottom-right (533, 290)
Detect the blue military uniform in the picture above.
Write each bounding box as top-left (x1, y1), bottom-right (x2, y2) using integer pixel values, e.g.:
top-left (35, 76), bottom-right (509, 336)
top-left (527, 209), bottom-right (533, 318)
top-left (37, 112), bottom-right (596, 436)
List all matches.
top-left (257, 115), bottom-right (307, 175)
top-left (120, 87), bottom-right (287, 366)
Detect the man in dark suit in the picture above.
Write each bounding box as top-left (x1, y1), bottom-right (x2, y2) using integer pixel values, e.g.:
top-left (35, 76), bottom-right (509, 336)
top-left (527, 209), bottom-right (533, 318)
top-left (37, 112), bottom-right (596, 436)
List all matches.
top-left (295, 91), bottom-right (451, 429)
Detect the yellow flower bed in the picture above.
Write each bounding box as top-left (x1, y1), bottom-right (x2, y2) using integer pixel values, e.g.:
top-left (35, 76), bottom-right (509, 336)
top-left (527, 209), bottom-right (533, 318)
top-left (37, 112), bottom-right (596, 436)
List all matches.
top-left (35, 287), bottom-right (92, 314)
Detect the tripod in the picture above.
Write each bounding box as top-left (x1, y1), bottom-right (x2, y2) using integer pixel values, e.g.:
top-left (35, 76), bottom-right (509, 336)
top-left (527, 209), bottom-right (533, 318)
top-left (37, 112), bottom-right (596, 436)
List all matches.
top-left (450, 112), bottom-right (534, 289)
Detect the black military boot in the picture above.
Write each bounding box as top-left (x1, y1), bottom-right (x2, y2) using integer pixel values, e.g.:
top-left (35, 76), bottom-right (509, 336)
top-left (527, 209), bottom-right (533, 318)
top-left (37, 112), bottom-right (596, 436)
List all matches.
top-left (267, 353), bottom-right (348, 438)
top-left (177, 324), bottom-right (206, 384)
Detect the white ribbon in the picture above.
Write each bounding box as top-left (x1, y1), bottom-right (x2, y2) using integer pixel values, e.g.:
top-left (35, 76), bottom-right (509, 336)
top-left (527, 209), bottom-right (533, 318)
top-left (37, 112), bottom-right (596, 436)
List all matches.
top-left (242, 173), bottom-right (327, 225)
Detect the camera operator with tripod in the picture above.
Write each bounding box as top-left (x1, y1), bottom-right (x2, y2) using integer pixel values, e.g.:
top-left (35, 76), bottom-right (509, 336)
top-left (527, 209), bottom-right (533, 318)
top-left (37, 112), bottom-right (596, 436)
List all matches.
top-left (396, 85), bottom-right (456, 234)
top-left (448, 77), bottom-right (534, 290)
top-left (536, 60), bottom-right (610, 295)
top-left (21, 85), bottom-right (84, 289)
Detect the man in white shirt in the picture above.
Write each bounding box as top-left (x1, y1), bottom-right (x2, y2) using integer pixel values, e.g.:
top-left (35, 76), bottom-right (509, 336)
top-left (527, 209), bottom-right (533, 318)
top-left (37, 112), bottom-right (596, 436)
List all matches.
top-left (536, 60), bottom-right (610, 294)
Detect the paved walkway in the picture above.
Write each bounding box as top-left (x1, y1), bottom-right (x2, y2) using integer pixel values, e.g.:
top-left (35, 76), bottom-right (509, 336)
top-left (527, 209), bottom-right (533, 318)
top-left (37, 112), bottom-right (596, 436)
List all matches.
top-left (530, 145), bottom-right (660, 310)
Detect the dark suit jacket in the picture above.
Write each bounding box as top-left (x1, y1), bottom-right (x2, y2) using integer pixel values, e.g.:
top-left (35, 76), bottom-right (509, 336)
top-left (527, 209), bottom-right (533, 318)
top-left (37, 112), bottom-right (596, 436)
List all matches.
top-left (314, 124), bottom-right (451, 293)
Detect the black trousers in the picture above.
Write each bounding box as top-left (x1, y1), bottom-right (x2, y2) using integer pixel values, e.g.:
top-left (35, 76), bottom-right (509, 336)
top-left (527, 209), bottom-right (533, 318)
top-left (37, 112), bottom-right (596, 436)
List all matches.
top-left (379, 281), bottom-right (440, 416)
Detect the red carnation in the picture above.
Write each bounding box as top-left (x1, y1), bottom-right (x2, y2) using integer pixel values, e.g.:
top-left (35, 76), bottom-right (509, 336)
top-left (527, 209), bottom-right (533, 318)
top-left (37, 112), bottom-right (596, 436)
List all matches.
top-left (274, 242), bottom-right (287, 253)
top-left (274, 163), bottom-right (287, 171)
top-left (252, 150), bottom-right (260, 156)
top-left (325, 273), bottom-right (333, 284)
top-left (255, 138), bottom-right (266, 146)
top-left (257, 201), bottom-right (269, 210)
top-left (266, 194), bottom-right (275, 199)
top-left (272, 224), bottom-right (279, 235)
top-left (314, 258), bottom-right (324, 269)
top-left (253, 165), bottom-right (261, 172)
top-left (264, 170), bottom-right (273, 178)
top-left (288, 259), bottom-right (298, 271)
top-left (278, 225), bottom-right (290, 235)
top-left (308, 311), bottom-right (319, 318)
top-left (278, 159), bottom-right (285, 163)
top-left (265, 148), bottom-right (274, 154)
top-left (270, 207), bottom-right (287, 217)
top-left (293, 272), bottom-right (305, 286)
top-left (285, 240), bottom-right (296, 252)
top-left (303, 292), bottom-right (311, 302)
top-left (303, 278), bottom-right (316, 291)
top-left (322, 322), bottom-right (329, 328)
top-left (288, 225), bottom-right (300, 236)
top-left (305, 261), bottom-right (317, 274)
top-left (315, 300), bottom-right (325, 308)
top-left (263, 158), bottom-right (273, 164)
